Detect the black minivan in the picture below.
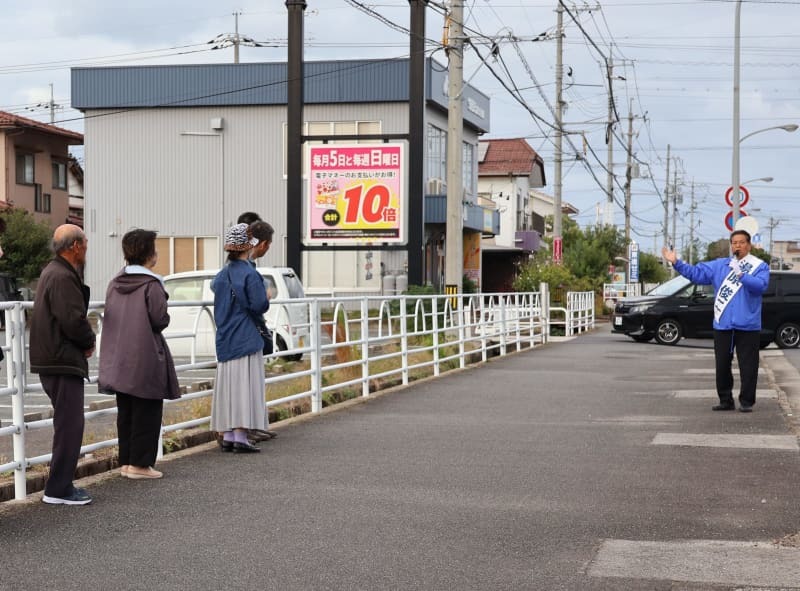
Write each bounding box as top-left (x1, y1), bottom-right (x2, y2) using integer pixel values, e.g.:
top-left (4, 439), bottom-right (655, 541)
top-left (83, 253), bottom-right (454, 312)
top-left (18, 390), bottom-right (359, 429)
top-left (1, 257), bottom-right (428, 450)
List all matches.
top-left (611, 271), bottom-right (800, 348)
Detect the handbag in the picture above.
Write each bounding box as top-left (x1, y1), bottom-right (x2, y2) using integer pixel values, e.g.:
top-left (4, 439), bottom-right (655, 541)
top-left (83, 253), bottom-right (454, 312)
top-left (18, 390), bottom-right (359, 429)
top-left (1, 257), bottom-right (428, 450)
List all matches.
top-left (226, 268), bottom-right (273, 355)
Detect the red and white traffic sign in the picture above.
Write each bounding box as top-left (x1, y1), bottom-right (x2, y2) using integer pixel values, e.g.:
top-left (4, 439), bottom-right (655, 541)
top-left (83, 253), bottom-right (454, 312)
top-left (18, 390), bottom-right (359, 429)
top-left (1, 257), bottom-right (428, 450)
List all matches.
top-left (724, 210), bottom-right (749, 232)
top-left (725, 185), bottom-right (750, 208)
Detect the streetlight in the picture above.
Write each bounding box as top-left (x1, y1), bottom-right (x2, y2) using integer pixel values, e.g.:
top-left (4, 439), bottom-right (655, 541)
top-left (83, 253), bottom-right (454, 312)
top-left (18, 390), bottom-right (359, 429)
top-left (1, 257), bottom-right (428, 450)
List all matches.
top-left (742, 176), bottom-right (773, 185)
top-left (732, 122), bottom-right (797, 230)
top-left (731, 2), bottom-right (799, 231)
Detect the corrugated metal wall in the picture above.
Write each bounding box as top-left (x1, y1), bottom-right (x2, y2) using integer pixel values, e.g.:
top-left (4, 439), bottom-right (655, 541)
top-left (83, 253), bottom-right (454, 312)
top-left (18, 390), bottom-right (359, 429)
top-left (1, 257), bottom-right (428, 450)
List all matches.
top-left (83, 103), bottom-right (411, 295)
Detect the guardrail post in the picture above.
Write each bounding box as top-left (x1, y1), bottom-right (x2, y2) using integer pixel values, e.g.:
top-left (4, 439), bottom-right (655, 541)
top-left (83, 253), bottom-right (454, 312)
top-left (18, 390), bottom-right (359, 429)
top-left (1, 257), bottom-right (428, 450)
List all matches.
top-left (400, 296), bottom-right (409, 385)
top-left (432, 296), bottom-right (440, 376)
top-left (310, 299), bottom-right (323, 413)
top-left (10, 304), bottom-right (28, 500)
top-left (361, 298), bottom-right (370, 397)
top-left (539, 282), bottom-right (550, 343)
top-left (499, 296), bottom-right (507, 356)
top-left (457, 294), bottom-right (466, 369)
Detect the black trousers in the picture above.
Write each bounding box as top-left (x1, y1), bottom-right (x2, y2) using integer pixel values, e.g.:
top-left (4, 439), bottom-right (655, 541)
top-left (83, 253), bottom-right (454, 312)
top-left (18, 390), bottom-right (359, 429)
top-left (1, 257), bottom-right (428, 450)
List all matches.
top-left (41, 375), bottom-right (85, 498)
top-left (713, 329), bottom-right (760, 407)
top-left (116, 393), bottom-right (163, 468)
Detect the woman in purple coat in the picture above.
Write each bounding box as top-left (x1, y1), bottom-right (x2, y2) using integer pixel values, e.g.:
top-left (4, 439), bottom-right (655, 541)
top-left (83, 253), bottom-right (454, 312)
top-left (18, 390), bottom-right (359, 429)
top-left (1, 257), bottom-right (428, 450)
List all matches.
top-left (99, 230), bottom-right (180, 479)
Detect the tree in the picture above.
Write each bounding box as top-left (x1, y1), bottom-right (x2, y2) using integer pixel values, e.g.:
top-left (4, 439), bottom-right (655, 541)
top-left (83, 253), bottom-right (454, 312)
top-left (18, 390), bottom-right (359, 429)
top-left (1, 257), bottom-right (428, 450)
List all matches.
top-left (0, 208), bottom-right (53, 283)
top-left (637, 252), bottom-right (669, 284)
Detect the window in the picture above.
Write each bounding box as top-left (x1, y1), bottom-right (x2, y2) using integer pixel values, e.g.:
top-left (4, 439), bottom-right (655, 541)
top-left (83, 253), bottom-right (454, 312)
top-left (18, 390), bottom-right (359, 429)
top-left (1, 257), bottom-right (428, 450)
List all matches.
top-left (462, 141), bottom-right (475, 196)
top-left (164, 278), bottom-right (205, 302)
top-left (34, 186), bottom-right (51, 213)
top-left (52, 161), bottom-right (67, 190)
top-left (16, 153), bottom-right (34, 184)
top-left (282, 120), bottom-right (382, 177)
top-left (426, 125), bottom-right (447, 185)
top-left (153, 236), bottom-right (219, 276)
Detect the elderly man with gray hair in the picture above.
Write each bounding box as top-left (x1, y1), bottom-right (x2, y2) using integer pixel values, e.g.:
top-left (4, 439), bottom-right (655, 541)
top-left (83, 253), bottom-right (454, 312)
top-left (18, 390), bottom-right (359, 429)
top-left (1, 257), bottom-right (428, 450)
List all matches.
top-left (30, 224), bottom-right (96, 505)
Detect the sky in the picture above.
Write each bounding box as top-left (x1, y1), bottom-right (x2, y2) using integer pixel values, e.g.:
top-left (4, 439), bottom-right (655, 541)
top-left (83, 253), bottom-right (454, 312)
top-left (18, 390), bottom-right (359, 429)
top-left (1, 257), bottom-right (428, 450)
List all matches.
top-left (2, 0), bottom-right (799, 255)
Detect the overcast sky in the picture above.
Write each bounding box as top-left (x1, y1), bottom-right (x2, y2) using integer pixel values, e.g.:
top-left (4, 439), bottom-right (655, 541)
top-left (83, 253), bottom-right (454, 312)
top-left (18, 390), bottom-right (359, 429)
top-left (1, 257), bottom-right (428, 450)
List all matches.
top-left (3, 0), bottom-right (799, 252)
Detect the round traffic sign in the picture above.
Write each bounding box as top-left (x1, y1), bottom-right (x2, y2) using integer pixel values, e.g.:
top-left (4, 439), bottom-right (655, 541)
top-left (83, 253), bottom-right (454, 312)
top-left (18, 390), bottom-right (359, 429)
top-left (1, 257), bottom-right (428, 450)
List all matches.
top-left (724, 209), bottom-right (748, 232)
top-left (725, 185), bottom-right (750, 207)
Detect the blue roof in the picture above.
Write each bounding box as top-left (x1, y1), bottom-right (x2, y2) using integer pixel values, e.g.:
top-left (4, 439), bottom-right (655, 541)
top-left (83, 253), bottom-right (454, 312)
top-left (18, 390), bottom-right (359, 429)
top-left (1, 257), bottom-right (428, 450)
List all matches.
top-left (71, 58), bottom-right (491, 132)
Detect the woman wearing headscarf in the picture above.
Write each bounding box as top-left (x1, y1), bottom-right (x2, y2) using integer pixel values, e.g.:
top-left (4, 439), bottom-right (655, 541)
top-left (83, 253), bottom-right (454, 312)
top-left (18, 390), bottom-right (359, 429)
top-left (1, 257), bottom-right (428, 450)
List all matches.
top-left (99, 229), bottom-right (180, 479)
top-left (211, 223), bottom-right (271, 453)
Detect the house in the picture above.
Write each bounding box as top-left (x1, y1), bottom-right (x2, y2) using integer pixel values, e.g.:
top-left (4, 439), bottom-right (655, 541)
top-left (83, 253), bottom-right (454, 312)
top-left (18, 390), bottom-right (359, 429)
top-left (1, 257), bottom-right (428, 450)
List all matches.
top-left (529, 189), bottom-right (579, 232)
top-left (67, 156), bottom-right (85, 228)
top-left (476, 138), bottom-right (546, 291)
top-left (770, 240), bottom-right (800, 271)
top-left (71, 59), bottom-right (498, 296)
top-left (0, 111), bottom-right (83, 227)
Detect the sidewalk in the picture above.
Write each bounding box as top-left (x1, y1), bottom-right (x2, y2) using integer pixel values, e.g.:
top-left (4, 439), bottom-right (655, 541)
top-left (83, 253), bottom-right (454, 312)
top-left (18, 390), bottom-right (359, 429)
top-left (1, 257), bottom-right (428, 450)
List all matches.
top-left (2, 330), bottom-right (800, 590)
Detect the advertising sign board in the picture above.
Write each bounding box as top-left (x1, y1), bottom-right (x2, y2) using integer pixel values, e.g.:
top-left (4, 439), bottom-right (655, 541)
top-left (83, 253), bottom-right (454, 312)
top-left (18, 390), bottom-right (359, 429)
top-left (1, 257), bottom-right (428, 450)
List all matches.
top-left (306, 144), bottom-right (406, 245)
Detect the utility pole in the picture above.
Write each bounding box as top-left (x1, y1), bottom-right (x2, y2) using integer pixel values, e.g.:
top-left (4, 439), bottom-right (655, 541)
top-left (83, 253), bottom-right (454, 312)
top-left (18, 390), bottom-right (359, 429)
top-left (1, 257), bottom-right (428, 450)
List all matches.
top-left (766, 216), bottom-right (780, 267)
top-left (444, 0), bottom-right (464, 300)
top-left (604, 56), bottom-right (615, 227)
top-left (49, 83), bottom-right (55, 124)
top-left (671, 166), bottom-right (679, 265)
top-left (233, 12), bottom-right (241, 63)
top-left (662, 144), bottom-right (671, 262)
top-left (553, 1), bottom-right (564, 263)
top-left (689, 180), bottom-right (696, 263)
top-left (623, 98), bottom-right (634, 246)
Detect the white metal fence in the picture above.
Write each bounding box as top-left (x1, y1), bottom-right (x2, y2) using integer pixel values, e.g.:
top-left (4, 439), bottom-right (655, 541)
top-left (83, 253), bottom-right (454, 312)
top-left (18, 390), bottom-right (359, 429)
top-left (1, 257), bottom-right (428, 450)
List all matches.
top-left (0, 287), bottom-right (595, 501)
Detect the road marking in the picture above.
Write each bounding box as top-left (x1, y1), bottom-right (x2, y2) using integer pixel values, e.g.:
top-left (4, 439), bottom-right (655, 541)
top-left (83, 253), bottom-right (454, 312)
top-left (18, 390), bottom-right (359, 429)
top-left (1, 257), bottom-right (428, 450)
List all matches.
top-left (672, 389), bottom-right (777, 399)
top-left (588, 539), bottom-right (800, 588)
top-left (592, 415), bottom-right (683, 425)
top-left (652, 433), bottom-right (798, 451)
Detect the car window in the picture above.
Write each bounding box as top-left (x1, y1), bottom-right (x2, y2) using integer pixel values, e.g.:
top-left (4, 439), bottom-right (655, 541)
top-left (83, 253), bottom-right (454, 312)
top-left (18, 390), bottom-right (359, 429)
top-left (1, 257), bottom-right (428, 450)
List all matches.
top-left (693, 284), bottom-right (714, 298)
top-left (262, 275), bottom-right (278, 300)
top-left (647, 275), bottom-right (691, 296)
top-left (283, 272), bottom-right (305, 298)
top-left (779, 275), bottom-right (800, 297)
top-left (165, 278), bottom-right (205, 301)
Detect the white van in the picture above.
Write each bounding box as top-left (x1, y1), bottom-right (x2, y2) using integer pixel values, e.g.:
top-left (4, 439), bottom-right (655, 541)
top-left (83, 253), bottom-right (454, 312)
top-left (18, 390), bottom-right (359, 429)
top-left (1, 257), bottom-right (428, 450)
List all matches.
top-left (163, 267), bottom-right (309, 361)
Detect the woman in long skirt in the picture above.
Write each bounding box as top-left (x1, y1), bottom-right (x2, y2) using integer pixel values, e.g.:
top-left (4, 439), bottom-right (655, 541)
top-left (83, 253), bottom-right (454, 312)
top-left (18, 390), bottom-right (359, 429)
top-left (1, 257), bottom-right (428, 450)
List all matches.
top-left (210, 222), bottom-right (272, 453)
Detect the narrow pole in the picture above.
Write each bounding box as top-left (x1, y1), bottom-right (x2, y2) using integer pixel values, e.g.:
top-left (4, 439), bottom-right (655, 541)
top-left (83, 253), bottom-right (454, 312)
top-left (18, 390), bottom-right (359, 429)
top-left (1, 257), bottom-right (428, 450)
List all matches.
top-left (552, 2), bottom-right (564, 262)
top-left (731, 0), bottom-right (742, 230)
top-left (407, 0), bottom-right (428, 286)
top-left (234, 11), bottom-right (241, 64)
top-left (671, 167), bottom-right (678, 263)
top-left (689, 181), bottom-right (695, 263)
top-left (624, 98), bottom-right (634, 246)
top-left (49, 83), bottom-right (55, 124)
top-left (663, 144), bottom-right (671, 261)
top-left (285, 1), bottom-right (306, 276)
top-left (444, 0), bottom-right (464, 298)
top-left (605, 56), bottom-right (614, 226)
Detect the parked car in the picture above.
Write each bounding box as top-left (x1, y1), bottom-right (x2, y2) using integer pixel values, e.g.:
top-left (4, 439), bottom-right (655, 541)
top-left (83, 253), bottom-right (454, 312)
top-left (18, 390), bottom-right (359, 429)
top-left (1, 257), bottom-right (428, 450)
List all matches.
top-left (611, 270), bottom-right (800, 348)
top-left (163, 267), bottom-right (309, 360)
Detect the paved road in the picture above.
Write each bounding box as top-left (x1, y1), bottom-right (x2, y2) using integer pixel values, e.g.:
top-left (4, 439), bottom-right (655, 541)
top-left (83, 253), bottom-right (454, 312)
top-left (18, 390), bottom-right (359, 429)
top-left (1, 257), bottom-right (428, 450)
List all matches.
top-left (2, 328), bottom-right (800, 590)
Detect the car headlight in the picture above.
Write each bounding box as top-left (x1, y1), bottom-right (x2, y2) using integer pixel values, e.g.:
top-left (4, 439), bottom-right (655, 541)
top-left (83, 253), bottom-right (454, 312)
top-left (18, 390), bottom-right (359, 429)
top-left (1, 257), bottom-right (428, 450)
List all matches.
top-left (629, 303), bottom-right (654, 314)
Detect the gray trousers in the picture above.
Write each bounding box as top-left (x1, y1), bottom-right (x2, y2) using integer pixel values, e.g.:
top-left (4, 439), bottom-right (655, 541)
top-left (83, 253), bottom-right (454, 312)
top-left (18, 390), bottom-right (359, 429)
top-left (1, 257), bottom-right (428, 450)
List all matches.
top-left (41, 375), bottom-right (85, 497)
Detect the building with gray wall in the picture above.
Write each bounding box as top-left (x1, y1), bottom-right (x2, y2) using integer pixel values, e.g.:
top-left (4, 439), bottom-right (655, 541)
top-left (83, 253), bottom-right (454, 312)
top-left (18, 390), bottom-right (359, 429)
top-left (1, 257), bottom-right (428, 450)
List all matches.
top-left (71, 58), bottom-right (494, 295)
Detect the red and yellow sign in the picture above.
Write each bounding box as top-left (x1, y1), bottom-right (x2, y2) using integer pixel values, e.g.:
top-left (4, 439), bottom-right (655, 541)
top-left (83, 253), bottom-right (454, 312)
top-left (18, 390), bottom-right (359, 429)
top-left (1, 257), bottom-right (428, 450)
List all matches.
top-left (306, 144), bottom-right (405, 245)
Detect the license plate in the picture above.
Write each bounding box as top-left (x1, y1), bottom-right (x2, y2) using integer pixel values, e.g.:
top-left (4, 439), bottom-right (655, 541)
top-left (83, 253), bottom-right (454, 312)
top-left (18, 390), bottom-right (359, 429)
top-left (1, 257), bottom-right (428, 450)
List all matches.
top-left (614, 316), bottom-right (622, 326)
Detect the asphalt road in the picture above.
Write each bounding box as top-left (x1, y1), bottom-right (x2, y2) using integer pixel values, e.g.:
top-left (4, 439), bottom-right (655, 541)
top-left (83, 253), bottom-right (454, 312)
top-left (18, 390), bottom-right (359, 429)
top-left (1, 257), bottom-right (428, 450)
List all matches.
top-left (1, 328), bottom-right (800, 590)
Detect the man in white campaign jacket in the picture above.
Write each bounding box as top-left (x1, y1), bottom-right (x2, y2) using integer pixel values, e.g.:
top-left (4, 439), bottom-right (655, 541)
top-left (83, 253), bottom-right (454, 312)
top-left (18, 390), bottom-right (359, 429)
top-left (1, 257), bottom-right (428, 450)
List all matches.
top-left (662, 230), bottom-right (769, 412)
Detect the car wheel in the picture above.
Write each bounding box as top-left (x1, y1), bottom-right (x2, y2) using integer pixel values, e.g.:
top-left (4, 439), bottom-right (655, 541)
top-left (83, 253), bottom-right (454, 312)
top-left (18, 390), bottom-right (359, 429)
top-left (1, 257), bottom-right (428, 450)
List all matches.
top-left (631, 333), bottom-right (653, 343)
top-left (776, 322), bottom-right (800, 349)
top-left (655, 319), bottom-right (682, 345)
top-left (276, 335), bottom-right (303, 362)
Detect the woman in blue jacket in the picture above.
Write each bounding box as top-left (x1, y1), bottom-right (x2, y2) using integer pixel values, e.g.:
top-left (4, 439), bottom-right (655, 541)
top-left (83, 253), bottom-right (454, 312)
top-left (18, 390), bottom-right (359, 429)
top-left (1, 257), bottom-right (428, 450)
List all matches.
top-left (211, 223), bottom-right (271, 453)
top-left (662, 230), bottom-right (769, 412)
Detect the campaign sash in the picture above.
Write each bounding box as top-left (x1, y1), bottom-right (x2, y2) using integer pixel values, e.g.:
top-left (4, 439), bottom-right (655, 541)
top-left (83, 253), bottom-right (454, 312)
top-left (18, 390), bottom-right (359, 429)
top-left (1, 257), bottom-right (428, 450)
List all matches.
top-left (713, 253), bottom-right (763, 323)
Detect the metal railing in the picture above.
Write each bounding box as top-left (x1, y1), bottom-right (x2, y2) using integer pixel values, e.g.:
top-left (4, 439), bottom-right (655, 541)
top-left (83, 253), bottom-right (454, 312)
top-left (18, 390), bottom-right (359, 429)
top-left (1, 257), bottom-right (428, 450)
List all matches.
top-left (0, 288), bottom-right (595, 501)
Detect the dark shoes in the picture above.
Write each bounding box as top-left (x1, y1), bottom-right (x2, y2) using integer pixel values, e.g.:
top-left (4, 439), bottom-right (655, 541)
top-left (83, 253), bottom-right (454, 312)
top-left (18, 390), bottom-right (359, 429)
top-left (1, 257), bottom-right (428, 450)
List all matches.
top-left (232, 441), bottom-right (260, 454)
top-left (42, 487), bottom-right (92, 505)
top-left (739, 404), bottom-right (754, 413)
top-left (712, 402), bottom-right (736, 411)
top-left (220, 439), bottom-right (234, 452)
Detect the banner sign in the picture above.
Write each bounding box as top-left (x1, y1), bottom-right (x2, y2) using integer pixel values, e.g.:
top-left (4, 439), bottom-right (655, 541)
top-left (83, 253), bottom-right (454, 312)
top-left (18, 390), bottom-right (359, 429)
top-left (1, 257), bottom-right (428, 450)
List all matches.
top-left (306, 144), bottom-right (406, 245)
top-left (629, 241), bottom-right (639, 282)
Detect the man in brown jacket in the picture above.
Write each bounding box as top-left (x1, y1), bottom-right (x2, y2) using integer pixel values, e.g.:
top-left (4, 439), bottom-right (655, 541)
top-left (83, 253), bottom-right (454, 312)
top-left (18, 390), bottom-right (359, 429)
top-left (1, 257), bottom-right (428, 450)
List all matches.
top-left (30, 224), bottom-right (96, 505)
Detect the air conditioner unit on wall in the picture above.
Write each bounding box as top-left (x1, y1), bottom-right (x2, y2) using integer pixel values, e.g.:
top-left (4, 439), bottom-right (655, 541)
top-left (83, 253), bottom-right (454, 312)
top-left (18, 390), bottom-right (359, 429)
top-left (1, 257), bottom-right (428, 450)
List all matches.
top-left (426, 178), bottom-right (446, 195)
